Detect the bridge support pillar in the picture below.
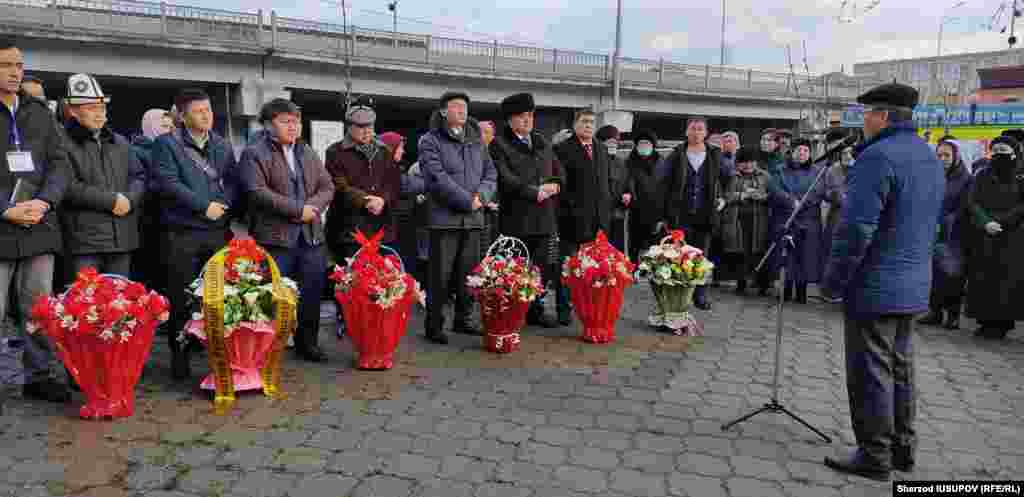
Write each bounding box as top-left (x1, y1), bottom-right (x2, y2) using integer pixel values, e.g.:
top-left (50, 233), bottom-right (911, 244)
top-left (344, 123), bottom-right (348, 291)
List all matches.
top-left (598, 109), bottom-right (634, 133)
top-left (232, 77), bottom-right (291, 121)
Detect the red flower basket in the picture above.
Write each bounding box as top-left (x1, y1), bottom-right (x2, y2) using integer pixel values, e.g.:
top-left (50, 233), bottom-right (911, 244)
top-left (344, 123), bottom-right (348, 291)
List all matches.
top-left (562, 231), bottom-right (635, 344)
top-left (468, 236), bottom-right (545, 354)
top-left (332, 230), bottom-right (423, 370)
top-left (480, 297), bottom-right (529, 353)
top-left (185, 321), bottom-right (277, 391)
top-left (29, 269), bottom-right (169, 420)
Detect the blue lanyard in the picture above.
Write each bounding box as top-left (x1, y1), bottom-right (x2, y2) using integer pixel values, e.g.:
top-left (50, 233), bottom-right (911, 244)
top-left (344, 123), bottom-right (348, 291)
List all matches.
top-left (5, 102), bottom-right (20, 151)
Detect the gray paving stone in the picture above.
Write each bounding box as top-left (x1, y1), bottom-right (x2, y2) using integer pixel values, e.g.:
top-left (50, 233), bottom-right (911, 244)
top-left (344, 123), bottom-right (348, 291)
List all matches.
top-left (439, 455), bottom-right (495, 483)
top-left (733, 438), bottom-right (789, 460)
top-left (546, 411), bottom-right (596, 429)
top-left (411, 434), bottom-right (467, 457)
top-left (667, 473), bottom-right (727, 497)
top-left (485, 422), bottom-right (533, 444)
top-left (569, 446), bottom-right (621, 470)
top-left (228, 470), bottom-right (295, 497)
top-left (124, 464), bottom-right (177, 491)
top-left (726, 477), bottom-right (786, 497)
top-left (363, 431), bottom-right (415, 453)
top-left (607, 398), bottom-right (654, 416)
top-left (643, 416), bottom-right (692, 437)
top-left (683, 435), bottom-right (734, 455)
top-left (609, 469), bottom-right (667, 497)
top-left (436, 418), bottom-right (485, 439)
top-left (382, 452), bottom-right (442, 479)
top-left (329, 450), bottom-right (383, 477)
top-left (291, 474), bottom-right (360, 497)
top-left (581, 429), bottom-right (633, 451)
top-left (533, 425), bottom-right (583, 446)
top-left (462, 439), bottom-right (518, 462)
top-left (273, 447), bottom-right (329, 473)
top-left (495, 462), bottom-right (551, 486)
top-left (551, 465), bottom-right (609, 493)
top-left (517, 442), bottom-right (568, 466)
top-left (676, 452), bottom-right (732, 477)
top-left (306, 429), bottom-right (361, 451)
top-left (622, 450), bottom-right (678, 473)
top-left (412, 478), bottom-right (475, 497)
top-left (597, 413), bottom-right (641, 431)
top-left (177, 468), bottom-right (239, 495)
top-left (474, 483), bottom-right (532, 497)
top-left (388, 415), bottom-right (443, 435)
top-left (4, 461), bottom-right (65, 485)
top-left (786, 460), bottom-right (849, 487)
top-left (730, 455), bottom-right (788, 480)
top-left (633, 432), bottom-right (686, 454)
top-left (353, 475), bottom-right (415, 497)
top-left (782, 482), bottom-right (845, 497)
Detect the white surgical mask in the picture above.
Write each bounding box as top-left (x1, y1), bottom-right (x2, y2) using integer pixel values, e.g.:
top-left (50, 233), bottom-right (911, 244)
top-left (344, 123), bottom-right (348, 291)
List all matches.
top-left (637, 145), bottom-right (653, 156)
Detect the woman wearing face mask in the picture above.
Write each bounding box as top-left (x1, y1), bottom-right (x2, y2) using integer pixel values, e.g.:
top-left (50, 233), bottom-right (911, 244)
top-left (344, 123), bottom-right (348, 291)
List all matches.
top-left (720, 146), bottom-right (772, 295)
top-left (597, 125), bottom-right (629, 252)
top-left (768, 137), bottom-right (826, 304)
top-left (964, 135), bottom-right (1024, 339)
top-left (624, 130), bottom-right (668, 264)
top-left (918, 139), bottom-right (973, 330)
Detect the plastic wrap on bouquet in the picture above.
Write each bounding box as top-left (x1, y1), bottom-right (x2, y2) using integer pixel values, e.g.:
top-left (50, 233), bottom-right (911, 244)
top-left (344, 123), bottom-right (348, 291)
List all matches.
top-left (340, 297), bottom-right (412, 369)
top-left (569, 282), bottom-right (626, 344)
top-left (332, 230), bottom-right (423, 370)
top-left (186, 321), bottom-right (277, 391)
top-left (59, 325), bottom-right (158, 419)
top-left (647, 283), bottom-right (703, 336)
top-left (481, 297), bottom-right (528, 353)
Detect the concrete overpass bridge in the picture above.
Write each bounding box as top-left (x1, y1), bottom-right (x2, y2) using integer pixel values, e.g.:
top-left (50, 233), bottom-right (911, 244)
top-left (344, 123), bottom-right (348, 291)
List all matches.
top-left (0, 0), bottom-right (868, 149)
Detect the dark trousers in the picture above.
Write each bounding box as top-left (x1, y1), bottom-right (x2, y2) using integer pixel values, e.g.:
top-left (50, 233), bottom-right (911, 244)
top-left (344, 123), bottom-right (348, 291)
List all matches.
top-left (609, 217), bottom-right (627, 253)
top-left (132, 203), bottom-right (164, 292)
top-left (629, 221), bottom-right (658, 265)
top-left (67, 253), bottom-right (132, 283)
top-left (268, 237), bottom-right (327, 352)
top-left (164, 229), bottom-right (228, 356)
top-left (843, 313), bottom-right (916, 467)
top-left (555, 237), bottom-right (578, 316)
top-left (517, 234), bottom-right (552, 316)
top-left (427, 229), bottom-right (481, 333)
top-left (680, 223), bottom-right (713, 304)
top-left (928, 271), bottom-right (966, 315)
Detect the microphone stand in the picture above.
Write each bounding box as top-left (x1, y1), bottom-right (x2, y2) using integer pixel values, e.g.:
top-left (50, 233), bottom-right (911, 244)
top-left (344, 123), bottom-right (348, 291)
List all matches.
top-left (719, 137), bottom-right (855, 443)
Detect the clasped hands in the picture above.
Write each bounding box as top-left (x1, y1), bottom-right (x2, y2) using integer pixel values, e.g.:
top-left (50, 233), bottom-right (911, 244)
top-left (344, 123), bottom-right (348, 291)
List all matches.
top-left (536, 183), bottom-right (560, 204)
top-left (2, 199), bottom-right (49, 227)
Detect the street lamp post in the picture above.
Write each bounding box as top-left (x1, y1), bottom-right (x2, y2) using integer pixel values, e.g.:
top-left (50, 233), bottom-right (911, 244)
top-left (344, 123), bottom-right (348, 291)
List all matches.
top-left (387, 1), bottom-right (398, 48)
top-left (937, 0), bottom-right (967, 57)
top-left (612, 0), bottom-right (622, 109)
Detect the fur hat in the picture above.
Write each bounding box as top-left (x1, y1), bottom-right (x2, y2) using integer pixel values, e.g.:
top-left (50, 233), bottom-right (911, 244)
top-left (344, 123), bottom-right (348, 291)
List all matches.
top-left (500, 93), bottom-right (535, 118)
top-left (596, 125), bottom-right (620, 142)
top-left (736, 146), bottom-right (759, 164)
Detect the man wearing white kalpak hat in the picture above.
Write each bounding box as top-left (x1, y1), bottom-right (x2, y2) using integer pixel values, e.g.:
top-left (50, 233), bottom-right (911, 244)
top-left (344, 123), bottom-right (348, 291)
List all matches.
top-left (60, 73), bottom-right (145, 281)
top-left (823, 82), bottom-right (944, 481)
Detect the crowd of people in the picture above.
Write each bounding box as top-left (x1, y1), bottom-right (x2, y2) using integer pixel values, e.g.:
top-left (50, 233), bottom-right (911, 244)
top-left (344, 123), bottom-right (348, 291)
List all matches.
top-left (1, 35), bottom-right (1020, 412)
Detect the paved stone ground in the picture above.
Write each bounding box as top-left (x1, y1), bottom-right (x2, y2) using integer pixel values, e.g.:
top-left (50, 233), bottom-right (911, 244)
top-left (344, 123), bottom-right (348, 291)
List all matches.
top-left (0, 283), bottom-right (1022, 497)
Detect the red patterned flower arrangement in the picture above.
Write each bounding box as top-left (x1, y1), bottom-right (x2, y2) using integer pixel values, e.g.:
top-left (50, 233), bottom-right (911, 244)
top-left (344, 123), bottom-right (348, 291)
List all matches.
top-left (331, 230), bottom-right (424, 369)
top-left (29, 268), bottom-right (169, 419)
top-left (466, 242), bottom-right (544, 353)
top-left (561, 231), bottom-right (635, 344)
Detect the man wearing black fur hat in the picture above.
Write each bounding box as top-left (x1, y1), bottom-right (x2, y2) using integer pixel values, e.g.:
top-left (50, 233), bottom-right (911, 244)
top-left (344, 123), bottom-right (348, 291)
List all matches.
top-left (823, 82), bottom-right (944, 481)
top-left (490, 93), bottom-right (562, 327)
top-left (419, 91), bottom-right (497, 343)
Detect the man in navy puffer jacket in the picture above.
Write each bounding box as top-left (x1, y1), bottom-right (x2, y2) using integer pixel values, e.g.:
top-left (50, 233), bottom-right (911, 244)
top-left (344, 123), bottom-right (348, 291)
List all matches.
top-left (823, 83), bottom-right (944, 481)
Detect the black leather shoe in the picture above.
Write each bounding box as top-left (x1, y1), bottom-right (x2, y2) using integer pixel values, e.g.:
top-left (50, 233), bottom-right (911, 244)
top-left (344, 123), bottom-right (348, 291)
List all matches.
top-left (892, 446), bottom-right (915, 472)
top-left (23, 379), bottom-right (71, 403)
top-left (918, 311), bottom-right (944, 326)
top-left (170, 351), bottom-right (191, 381)
top-left (527, 312), bottom-right (558, 329)
top-left (694, 298), bottom-right (712, 311)
top-left (557, 310), bottom-right (572, 326)
top-left (943, 312), bottom-right (960, 330)
top-left (297, 346), bottom-right (328, 363)
top-left (452, 322), bottom-right (481, 335)
top-left (974, 326), bottom-right (1009, 339)
top-left (758, 286), bottom-right (772, 297)
top-left (824, 454), bottom-right (891, 482)
top-left (425, 330), bottom-right (449, 344)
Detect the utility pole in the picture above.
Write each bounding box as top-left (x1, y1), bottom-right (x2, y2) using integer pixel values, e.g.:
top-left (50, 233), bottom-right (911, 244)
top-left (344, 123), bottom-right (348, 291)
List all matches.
top-left (720, 0), bottom-right (726, 68)
top-left (341, 0), bottom-right (353, 109)
top-left (612, 0), bottom-right (623, 109)
top-left (388, 1), bottom-right (398, 48)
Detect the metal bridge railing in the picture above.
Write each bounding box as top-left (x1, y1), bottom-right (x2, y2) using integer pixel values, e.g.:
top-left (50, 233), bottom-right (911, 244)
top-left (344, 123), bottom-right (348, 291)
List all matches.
top-left (0, 0), bottom-right (861, 102)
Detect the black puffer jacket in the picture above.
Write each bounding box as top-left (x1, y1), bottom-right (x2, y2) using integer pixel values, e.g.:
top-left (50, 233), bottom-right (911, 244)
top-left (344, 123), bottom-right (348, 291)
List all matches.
top-left (60, 120), bottom-right (146, 255)
top-left (0, 92), bottom-right (70, 260)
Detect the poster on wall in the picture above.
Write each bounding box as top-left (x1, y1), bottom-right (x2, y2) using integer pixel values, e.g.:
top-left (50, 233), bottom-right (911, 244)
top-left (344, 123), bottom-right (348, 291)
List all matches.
top-left (310, 121), bottom-right (346, 163)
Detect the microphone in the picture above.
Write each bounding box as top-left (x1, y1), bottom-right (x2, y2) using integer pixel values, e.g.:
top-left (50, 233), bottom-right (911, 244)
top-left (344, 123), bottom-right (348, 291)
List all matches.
top-left (812, 134), bottom-right (859, 165)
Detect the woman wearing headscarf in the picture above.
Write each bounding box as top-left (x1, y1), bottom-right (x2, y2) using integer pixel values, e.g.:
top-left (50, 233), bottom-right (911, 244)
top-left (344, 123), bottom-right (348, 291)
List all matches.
top-left (964, 135), bottom-right (1024, 339)
top-left (768, 137), bottom-right (826, 304)
top-left (918, 139), bottom-right (973, 330)
top-left (720, 146), bottom-right (772, 295)
top-left (130, 108), bottom-right (172, 289)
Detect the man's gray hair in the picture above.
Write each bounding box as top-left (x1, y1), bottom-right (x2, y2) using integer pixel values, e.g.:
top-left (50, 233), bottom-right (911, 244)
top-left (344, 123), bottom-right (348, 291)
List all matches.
top-left (723, 131), bottom-right (739, 142)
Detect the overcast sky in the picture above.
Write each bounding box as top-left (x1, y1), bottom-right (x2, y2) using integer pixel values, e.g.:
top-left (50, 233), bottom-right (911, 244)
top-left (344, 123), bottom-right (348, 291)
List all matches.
top-left (202, 0), bottom-right (1015, 75)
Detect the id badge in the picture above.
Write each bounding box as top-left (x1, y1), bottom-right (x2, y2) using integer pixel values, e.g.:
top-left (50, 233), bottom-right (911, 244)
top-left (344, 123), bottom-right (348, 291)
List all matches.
top-left (6, 151), bottom-right (35, 173)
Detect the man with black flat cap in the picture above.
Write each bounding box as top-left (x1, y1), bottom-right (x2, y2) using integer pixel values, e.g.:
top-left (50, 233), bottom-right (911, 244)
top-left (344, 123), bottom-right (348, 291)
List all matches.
top-left (490, 93), bottom-right (562, 328)
top-left (823, 83), bottom-right (944, 481)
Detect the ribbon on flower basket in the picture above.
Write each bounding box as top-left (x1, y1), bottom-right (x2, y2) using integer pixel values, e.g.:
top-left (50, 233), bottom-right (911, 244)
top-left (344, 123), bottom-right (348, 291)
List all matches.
top-left (203, 242), bottom-right (296, 415)
top-left (638, 228), bottom-right (713, 336)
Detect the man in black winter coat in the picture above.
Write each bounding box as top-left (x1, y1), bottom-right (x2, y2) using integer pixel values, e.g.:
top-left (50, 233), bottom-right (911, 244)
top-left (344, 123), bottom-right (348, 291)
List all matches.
top-left (59, 73), bottom-right (146, 280)
top-left (552, 109), bottom-right (612, 324)
top-left (0, 38), bottom-right (72, 404)
top-left (490, 93), bottom-right (562, 328)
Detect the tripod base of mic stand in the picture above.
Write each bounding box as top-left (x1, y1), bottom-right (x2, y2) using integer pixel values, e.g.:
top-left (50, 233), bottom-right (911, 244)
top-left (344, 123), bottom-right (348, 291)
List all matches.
top-left (721, 399), bottom-right (832, 443)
